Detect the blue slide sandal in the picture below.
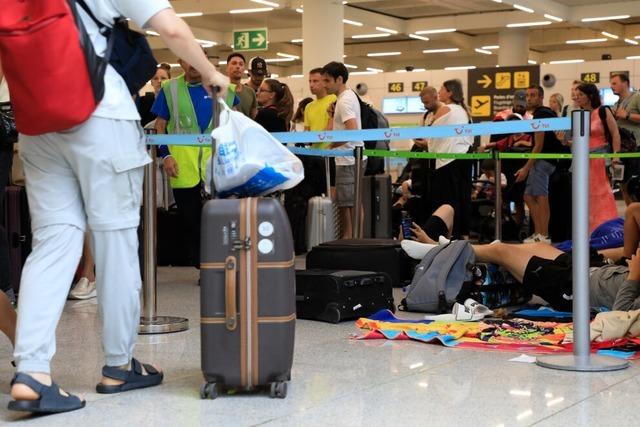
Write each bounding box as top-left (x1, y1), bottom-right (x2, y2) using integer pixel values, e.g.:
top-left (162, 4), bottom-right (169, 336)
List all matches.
top-left (95, 358), bottom-right (163, 394)
top-left (7, 373), bottom-right (86, 414)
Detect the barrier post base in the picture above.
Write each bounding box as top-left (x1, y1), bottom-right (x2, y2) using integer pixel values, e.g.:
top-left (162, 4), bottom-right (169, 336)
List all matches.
top-left (139, 316), bottom-right (189, 335)
top-left (536, 354), bottom-right (629, 372)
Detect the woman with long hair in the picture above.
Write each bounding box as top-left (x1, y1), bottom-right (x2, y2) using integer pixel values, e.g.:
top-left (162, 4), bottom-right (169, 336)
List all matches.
top-left (575, 83), bottom-right (620, 232)
top-left (291, 97), bottom-right (313, 132)
top-left (549, 93), bottom-right (564, 117)
top-left (255, 79), bottom-right (294, 132)
top-left (422, 79), bottom-right (474, 238)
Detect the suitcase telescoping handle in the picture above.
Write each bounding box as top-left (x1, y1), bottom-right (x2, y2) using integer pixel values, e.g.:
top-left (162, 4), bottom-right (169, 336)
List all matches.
top-left (209, 86), bottom-right (222, 199)
top-left (324, 157), bottom-right (331, 196)
top-left (225, 255), bottom-right (238, 331)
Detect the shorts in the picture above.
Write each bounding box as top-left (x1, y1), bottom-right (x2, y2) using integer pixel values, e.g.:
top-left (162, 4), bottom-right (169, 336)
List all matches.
top-left (423, 215), bottom-right (448, 241)
top-left (335, 161), bottom-right (366, 207)
top-left (522, 252), bottom-right (573, 311)
top-left (525, 160), bottom-right (555, 197)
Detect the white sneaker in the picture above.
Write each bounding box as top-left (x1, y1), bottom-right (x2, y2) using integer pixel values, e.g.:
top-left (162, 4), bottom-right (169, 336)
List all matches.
top-left (438, 235), bottom-right (451, 245)
top-left (523, 233), bottom-right (538, 243)
top-left (69, 277), bottom-right (97, 300)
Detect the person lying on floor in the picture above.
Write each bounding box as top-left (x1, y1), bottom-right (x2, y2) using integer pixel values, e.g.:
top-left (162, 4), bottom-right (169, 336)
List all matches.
top-left (403, 233), bottom-right (640, 313)
top-left (399, 204), bottom-right (454, 245)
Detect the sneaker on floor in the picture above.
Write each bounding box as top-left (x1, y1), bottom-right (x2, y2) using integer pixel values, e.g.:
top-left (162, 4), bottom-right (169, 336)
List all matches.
top-left (522, 233), bottom-right (538, 243)
top-left (523, 233), bottom-right (551, 244)
top-left (69, 278), bottom-right (97, 300)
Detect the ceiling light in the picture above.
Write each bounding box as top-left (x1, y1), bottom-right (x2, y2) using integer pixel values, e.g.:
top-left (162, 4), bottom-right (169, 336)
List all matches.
top-left (544, 14), bottom-right (563, 22)
top-left (350, 71), bottom-right (377, 75)
top-left (635, 35), bottom-right (640, 39)
top-left (230, 7), bottom-right (273, 14)
top-left (528, 59), bottom-right (537, 64)
top-left (395, 69), bottom-right (408, 73)
top-left (627, 55), bottom-right (640, 59)
top-left (295, 8), bottom-right (303, 13)
top-left (270, 73), bottom-right (279, 78)
top-left (602, 31), bottom-right (619, 39)
top-left (291, 38), bottom-right (303, 43)
top-left (146, 30), bottom-right (160, 36)
top-left (581, 15), bottom-right (630, 22)
top-left (277, 52), bottom-right (300, 59)
top-left (506, 21), bottom-right (552, 27)
top-left (367, 51), bottom-right (401, 57)
top-left (423, 48), bottom-right (459, 53)
top-left (625, 38), bottom-right (639, 45)
top-left (566, 38), bottom-right (607, 44)
top-left (352, 33), bottom-right (391, 39)
top-left (513, 4), bottom-right (534, 13)
top-left (168, 63), bottom-right (181, 67)
top-left (409, 34), bottom-right (430, 41)
top-left (343, 55), bottom-right (347, 58)
top-left (290, 74), bottom-right (303, 78)
top-left (445, 66), bottom-right (476, 70)
top-left (475, 48), bottom-right (492, 55)
top-left (482, 45), bottom-right (500, 50)
top-left (195, 39), bottom-right (217, 47)
top-left (176, 12), bottom-right (204, 18)
top-left (366, 67), bottom-right (384, 72)
top-left (264, 57), bottom-right (296, 63)
top-left (343, 19), bottom-right (363, 26)
top-left (251, 0), bottom-right (280, 6)
top-left (415, 28), bottom-right (456, 35)
top-left (549, 59), bottom-right (584, 64)
top-left (492, 0), bottom-right (502, 2)
top-left (343, 1), bottom-right (348, 4)
top-left (413, 68), bottom-right (426, 72)
top-left (344, 64), bottom-right (358, 69)
top-left (376, 27), bottom-right (398, 34)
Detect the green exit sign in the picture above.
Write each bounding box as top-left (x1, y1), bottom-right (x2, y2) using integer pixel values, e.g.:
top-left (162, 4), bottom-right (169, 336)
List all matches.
top-left (233, 28), bottom-right (268, 51)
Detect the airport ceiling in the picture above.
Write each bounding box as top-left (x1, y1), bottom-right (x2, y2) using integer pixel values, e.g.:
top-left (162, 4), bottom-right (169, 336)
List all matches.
top-left (148, 0), bottom-right (640, 76)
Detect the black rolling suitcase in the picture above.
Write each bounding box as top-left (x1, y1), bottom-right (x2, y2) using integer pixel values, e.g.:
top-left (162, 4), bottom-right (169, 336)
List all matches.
top-left (362, 175), bottom-right (393, 239)
top-left (199, 197), bottom-right (295, 399)
top-left (296, 269), bottom-right (394, 323)
top-left (4, 185), bottom-right (31, 294)
top-left (306, 239), bottom-right (413, 287)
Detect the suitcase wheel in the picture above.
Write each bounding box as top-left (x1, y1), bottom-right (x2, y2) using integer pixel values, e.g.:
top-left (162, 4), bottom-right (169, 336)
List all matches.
top-left (200, 382), bottom-right (218, 400)
top-left (269, 381), bottom-right (287, 399)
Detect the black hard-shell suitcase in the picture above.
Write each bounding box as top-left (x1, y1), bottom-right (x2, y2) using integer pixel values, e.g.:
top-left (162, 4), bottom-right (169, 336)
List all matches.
top-left (295, 269), bottom-right (394, 323)
top-left (4, 186), bottom-right (31, 293)
top-left (362, 175), bottom-right (392, 239)
top-left (199, 197), bottom-right (295, 399)
top-left (306, 239), bottom-right (413, 287)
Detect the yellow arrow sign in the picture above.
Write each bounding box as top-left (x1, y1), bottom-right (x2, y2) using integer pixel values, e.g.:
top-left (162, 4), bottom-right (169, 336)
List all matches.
top-left (477, 74), bottom-right (492, 89)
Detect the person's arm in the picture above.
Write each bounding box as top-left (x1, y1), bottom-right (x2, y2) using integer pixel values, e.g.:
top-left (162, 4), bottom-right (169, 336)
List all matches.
top-left (514, 132), bottom-right (543, 182)
top-left (154, 117), bottom-right (179, 177)
top-left (613, 248), bottom-right (640, 311)
top-left (329, 118), bottom-right (357, 149)
top-left (146, 9), bottom-right (228, 97)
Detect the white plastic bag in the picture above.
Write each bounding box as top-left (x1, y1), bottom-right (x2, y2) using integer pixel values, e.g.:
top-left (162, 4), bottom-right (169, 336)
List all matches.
top-left (205, 100), bottom-right (304, 198)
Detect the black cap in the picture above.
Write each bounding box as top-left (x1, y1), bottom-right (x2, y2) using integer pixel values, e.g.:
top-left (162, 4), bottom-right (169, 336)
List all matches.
top-left (249, 57), bottom-right (267, 76)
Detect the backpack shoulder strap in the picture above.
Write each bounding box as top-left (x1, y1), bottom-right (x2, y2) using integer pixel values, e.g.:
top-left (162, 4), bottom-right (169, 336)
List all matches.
top-left (74, 0), bottom-right (107, 30)
top-left (599, 106), bottom-right (612, 144)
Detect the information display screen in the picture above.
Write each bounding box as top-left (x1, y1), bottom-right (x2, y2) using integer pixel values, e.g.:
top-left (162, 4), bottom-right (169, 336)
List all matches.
top-left (382, 97), bottom-right (408, 114)
top-left (406, 96), bottom-right (426, 114)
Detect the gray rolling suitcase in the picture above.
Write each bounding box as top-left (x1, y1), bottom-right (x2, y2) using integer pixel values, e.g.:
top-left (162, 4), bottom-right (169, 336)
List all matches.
top-left (200, 197), bottom-right (295, 399)
top-left (362, 174), bottom-right (393, 239)
top-left (306, 157), bottom-right (338, 251)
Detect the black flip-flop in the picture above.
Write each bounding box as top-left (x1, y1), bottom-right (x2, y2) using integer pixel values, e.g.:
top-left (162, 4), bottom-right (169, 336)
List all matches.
top-left (7, 373), bottom-right (86, 414)
top-left (95, 358), bottom-right (163, 394)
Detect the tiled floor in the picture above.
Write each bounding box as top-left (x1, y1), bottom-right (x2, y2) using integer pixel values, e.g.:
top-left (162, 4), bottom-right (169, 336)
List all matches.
top-left (0, 266), bottom-right (638, 426)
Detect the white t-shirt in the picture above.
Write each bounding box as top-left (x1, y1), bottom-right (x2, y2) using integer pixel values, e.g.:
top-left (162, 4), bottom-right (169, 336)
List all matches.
top-left (76, 0), bottom-right (171, 120)
top-left (333, 89), bottom-right (364, 166)
top-left (426, 103), bottom-right (473, 169)
top-left (0, 78), bottom-right (9, 103)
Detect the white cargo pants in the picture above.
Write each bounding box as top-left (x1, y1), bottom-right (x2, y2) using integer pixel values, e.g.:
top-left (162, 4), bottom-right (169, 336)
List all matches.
top-left (13, 116), bottom-right (151, 374)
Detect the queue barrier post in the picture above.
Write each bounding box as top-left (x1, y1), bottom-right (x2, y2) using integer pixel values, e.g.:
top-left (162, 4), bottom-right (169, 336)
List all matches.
top-left (536, 110), bottom-right (628, 372)
top-left (139, 129), bottom-right (189, 334)
top-left (353, 146), bottom-right (364, 239)
top-left (493, 150), bottom-right (502, 242)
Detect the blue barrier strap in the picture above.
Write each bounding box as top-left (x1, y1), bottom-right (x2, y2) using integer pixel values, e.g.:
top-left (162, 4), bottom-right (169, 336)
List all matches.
top-left (146, 117), bottom-right (570, 146)
top-left (288, 147), bottom-right (356, 157)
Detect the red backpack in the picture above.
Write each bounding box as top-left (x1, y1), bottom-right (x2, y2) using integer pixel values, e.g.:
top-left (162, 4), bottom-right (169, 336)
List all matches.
top-left (0, 0), bottom-right (107, 135)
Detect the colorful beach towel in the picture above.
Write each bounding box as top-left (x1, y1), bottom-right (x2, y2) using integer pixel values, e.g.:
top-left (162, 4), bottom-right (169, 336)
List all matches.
top-left (354, 310), bottom-right (640, 359)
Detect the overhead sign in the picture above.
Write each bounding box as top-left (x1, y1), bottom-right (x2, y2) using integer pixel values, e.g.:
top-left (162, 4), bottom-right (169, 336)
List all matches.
top-left (468, 65), bottom-right (540, 121)
top-left (388, 82), bottom-right (404, 93)
top-left (580, 72), bottom-right (600, 84)
top-left (412, 81), bottom-right (428, 92)
top-left (233, 28), bottom-right (268, 51)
